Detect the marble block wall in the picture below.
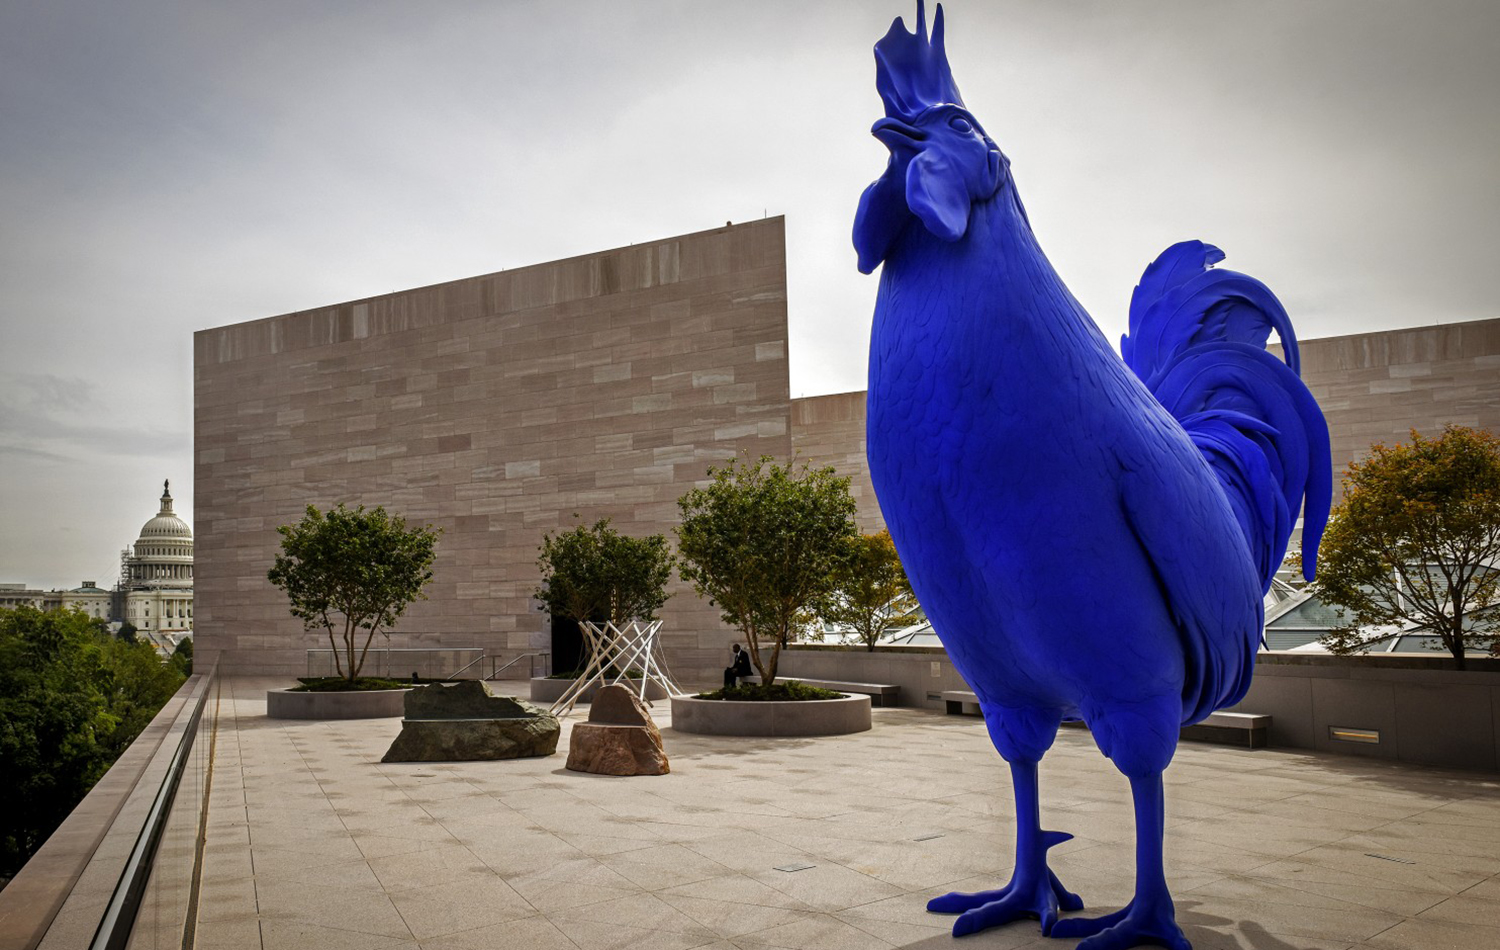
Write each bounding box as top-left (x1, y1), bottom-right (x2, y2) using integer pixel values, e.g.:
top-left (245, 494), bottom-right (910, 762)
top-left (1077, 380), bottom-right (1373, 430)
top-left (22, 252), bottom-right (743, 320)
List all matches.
top-left (1289, 317), bottom-right (1500, 493)
top-left (791, 391), bottom-right (885, 535)
top-left (194, 218), bottom-right (791, 682)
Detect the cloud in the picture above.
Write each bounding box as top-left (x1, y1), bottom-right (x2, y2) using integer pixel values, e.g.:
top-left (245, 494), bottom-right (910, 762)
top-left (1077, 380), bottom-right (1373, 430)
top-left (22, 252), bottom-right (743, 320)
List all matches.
top-left (0, 373), bottom-right (188, 463)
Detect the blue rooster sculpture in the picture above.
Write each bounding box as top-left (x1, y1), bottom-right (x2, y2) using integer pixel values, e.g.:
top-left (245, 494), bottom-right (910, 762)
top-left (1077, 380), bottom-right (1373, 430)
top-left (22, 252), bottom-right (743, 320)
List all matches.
top-left (854, 4), bottom-right (1332, 948)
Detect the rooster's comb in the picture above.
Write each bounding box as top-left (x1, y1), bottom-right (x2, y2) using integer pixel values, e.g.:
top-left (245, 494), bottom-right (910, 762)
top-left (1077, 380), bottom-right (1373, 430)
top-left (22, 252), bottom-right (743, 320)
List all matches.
top-left (875, 0), bottom-right (964, 121)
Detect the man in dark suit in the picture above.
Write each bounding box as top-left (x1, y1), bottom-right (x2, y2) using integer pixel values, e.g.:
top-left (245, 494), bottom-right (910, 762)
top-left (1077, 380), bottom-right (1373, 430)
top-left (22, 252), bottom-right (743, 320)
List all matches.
top-left (723, 642), bottom-right (754, 688)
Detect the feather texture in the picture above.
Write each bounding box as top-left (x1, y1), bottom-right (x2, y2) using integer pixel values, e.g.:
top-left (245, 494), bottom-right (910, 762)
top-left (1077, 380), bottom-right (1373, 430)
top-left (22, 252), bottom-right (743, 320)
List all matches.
top-left (1123, 243), bottom-right (1331, 584)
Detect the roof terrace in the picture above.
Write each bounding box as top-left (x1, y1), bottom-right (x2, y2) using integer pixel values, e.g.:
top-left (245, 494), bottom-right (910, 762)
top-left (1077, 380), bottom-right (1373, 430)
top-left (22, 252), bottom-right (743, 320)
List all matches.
top-left (178, 676), bottom-right (1500, 950)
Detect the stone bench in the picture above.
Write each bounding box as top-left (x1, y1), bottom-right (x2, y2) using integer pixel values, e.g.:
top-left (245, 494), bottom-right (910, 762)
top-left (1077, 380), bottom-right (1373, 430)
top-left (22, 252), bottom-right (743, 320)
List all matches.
top-left (790, 679), bottom-right (901, 707)
top-left (1180, 711), bottom-right (1270, 749)
top-left (943, 691), bottom-right (1270, 749)
top-left (942, 690), bottom-right (981, 716)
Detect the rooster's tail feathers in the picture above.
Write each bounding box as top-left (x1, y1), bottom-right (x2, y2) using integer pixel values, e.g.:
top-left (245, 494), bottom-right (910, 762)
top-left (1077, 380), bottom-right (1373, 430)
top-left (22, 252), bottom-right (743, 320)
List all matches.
top-left (1123, 242), bottom-right (1331, 587)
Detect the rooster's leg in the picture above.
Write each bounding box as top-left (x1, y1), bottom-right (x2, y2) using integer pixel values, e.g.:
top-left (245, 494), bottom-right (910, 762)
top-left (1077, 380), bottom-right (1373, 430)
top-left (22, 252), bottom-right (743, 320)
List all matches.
top-left (1052, 701), bottom-right (1190, 950)
top-left (928, 706), bottom-right (1080, 937)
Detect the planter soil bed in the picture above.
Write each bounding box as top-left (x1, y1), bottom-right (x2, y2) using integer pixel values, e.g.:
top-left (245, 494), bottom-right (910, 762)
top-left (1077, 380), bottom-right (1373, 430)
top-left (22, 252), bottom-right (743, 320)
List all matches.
top-left (670, 692), bottom-right (871, 737)
top-left (529, 677), bottom-right (669, 705)
top-left (266, 687), bottom-right (412, 719)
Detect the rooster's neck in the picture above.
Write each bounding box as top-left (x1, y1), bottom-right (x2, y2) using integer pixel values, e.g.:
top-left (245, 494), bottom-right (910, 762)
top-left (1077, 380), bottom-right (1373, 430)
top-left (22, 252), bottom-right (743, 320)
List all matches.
top-left (875, 183), bottom-right (1107, 369)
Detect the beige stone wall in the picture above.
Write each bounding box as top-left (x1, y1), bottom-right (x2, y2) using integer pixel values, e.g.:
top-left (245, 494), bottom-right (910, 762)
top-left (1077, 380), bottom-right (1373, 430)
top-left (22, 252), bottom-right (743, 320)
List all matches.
top-left (194, 211), bottom-right (1496, 683)
top-left (794, 317), bottom-right (1500, 532)
top-left (1290, 317), bottom-right (1500, 494)
top-left (790, 391), bottom-right (886, 534)
top-left (194, 218), bottom-right (791, 683)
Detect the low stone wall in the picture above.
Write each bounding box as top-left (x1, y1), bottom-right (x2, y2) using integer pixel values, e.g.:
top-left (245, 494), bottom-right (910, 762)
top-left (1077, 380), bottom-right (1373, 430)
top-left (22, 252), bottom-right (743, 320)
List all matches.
top-left (266, 688), bottom-right (410, 719)
top-left (1227, 653), bottom-right (1500, 772)
top-left (778, 646), bottom-right (975, 711)
top-left (783, 645), bottom-right (1500, 772)
top-left (670, 693), bottom-right (871, 736)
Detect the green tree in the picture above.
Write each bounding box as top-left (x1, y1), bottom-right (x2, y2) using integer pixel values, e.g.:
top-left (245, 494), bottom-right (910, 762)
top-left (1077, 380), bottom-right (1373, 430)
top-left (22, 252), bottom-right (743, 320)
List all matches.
top-left (1308, 426), bottom-right (1500, 669)
top-left (267, 504), bottom-right (441, 683)
top-left (116, 621), bottom-right (138, 643)
top-left (535, 518), bottom-right (676, 627)
top-left (817, 530), bottom-right (918, 651)
top-left (96, 634), bottom-right (189, 760)
top-left (168, 636), bottom-right (193, 677)
top-left (676, 457), bottom-right (858, 685)
top-left (0, 606), bottom-right (185, 880)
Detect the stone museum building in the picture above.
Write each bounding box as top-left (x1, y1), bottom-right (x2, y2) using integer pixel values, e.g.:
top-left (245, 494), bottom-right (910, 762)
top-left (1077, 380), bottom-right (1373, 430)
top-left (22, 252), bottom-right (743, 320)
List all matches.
top-left (194, 217), bottom-right (1500, 683)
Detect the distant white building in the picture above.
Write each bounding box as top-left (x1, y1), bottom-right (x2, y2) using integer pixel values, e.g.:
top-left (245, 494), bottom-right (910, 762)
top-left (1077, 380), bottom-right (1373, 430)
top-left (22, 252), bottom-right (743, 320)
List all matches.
top-left (117, 481), bottom-right (194, 653)
top-left (0, 480), bottom-right (193, 656)
top-left (0, 580), bottom-right (110, 616)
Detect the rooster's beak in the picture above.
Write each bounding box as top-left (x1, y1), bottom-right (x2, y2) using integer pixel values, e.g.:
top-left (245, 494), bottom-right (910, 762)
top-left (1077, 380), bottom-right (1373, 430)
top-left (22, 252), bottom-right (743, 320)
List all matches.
top-left (871, 117), bottom-right (924, 151)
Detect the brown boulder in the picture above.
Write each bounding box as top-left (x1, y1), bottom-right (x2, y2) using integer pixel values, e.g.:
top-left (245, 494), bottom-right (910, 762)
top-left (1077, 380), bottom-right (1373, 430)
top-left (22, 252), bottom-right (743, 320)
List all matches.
top-left (589, 683), bottom-right (655, 725)
top-left (565, 684), bottom-right (669, 776)
top-left (566, 723), bottom-right (669, 776)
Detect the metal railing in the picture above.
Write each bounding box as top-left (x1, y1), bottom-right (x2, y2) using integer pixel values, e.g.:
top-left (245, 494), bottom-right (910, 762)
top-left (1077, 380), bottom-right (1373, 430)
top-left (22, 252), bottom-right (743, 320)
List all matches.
top-left (303, 647), bottom-right (483, 680)
top-left (303, 648), bottom-right (550, 681)
top-left (486, 651), bottom-right (550, 680)
top-left (0, 662), bottom-right (220, 950)
top-left (89, 664), bottom-right (217, 950)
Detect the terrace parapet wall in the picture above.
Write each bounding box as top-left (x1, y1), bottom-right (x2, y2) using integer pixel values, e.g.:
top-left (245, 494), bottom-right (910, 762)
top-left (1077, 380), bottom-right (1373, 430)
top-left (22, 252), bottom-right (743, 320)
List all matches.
top-left (781, 645), bottom-right (1500, 773)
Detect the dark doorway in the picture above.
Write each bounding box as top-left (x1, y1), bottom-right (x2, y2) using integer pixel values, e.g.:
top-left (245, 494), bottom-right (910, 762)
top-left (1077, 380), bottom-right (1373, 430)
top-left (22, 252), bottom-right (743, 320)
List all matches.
top-left (550, 615), bottom-right (584, 674)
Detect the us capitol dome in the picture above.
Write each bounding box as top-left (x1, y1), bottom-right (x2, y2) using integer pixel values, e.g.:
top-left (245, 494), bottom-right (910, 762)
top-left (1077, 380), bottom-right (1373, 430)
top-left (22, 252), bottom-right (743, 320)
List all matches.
top-left (118, 480), bottom-right (193, 640)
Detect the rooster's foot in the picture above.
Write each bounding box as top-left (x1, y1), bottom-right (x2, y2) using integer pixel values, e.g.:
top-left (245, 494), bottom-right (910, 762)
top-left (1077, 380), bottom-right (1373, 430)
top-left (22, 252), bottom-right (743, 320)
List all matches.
top-left (927, 832), bottom-right (1081, 937)
top-left (1049, 897), bottom-right (1190, 950)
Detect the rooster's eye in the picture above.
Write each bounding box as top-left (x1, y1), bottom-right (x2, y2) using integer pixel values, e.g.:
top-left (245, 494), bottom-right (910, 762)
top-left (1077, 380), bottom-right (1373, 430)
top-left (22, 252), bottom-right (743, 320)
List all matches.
top-left (949, 115), bottom-right (974, 134)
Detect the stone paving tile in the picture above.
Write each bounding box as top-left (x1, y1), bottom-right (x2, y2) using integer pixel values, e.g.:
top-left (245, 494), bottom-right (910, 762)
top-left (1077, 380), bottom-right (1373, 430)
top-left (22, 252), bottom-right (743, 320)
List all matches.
top-left (197, 676), bottom-right (1500, 950)
top-left (551, 891), bottom-right (721, 939)
top-left (660, 892), bottom-right (816, 938)
top-left (417, 914), bottom-right (578, 950)
top-left (596, 842), bottom-right (742, 891)
top-left (193, 916), bottom-right (262, 950)
top-left (736, 912), bottom-right (900, 949)
top-left (385, 875), bottom-right (536, 941)
top-left (366, 843), bottom-right (491, 892)
top-left (257, 919), bottom-right (419, 949)
top-left (1361, 915), bottom-right (1500, 950)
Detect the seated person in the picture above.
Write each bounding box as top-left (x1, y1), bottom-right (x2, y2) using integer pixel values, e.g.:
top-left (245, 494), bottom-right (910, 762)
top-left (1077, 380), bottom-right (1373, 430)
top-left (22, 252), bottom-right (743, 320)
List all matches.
top-left (723, 642), bottom-right (754, 688)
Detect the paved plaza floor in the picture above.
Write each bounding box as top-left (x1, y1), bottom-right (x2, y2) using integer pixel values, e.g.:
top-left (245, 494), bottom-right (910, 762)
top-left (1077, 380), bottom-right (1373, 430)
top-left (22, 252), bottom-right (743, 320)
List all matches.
top-left (195, 677), bottom-right (1500, 950)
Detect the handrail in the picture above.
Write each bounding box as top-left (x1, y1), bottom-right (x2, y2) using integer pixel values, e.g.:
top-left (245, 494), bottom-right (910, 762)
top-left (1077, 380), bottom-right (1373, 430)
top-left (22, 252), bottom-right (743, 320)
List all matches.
top-left (487, 651), bottom-right (550, 680)
top-left (449, 652), bottom-right (488, 679)
top-left (0, 673), bottom-right (202, 950)
top-left (87, 662), bottom-right (217, 950)
top-left (304, 646), bottom-right (483, 679)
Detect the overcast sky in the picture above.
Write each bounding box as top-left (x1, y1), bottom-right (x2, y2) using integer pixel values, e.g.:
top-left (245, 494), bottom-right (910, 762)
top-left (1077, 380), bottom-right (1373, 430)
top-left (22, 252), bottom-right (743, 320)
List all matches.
top-left (2, 0), bottom-right (1496, 589)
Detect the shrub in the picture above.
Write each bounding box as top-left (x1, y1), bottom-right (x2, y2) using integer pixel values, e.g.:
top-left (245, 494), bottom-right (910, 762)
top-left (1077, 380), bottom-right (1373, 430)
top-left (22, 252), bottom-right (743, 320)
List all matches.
top-left (267, 503), bottom-right (440, 683)
top-left (676, 457), bottom-right (858, 685)
top-left (695, 680), bottom-right (846, 702)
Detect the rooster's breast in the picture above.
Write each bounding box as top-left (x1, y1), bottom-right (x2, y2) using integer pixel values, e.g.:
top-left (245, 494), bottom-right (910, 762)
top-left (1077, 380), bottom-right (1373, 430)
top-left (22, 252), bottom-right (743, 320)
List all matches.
top-left (866, 295), bottom-right (1220, 711)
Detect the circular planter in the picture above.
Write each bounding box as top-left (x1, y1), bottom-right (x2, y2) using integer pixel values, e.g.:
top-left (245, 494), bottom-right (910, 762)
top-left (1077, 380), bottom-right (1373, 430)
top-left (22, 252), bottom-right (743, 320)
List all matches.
top-left (529, 677), bottom-right (668, 705)
top-left (266, 687), bottom-right (411, 719)
top-left (669, 692), bottom-right (871, 737)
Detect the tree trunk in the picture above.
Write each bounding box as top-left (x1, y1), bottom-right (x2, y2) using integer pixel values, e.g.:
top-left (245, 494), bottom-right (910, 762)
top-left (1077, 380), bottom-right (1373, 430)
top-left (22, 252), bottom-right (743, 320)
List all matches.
top-left (345, 619), bottom-right (359, 682)
top-left (1449, 616), bottom-right (1467, 671)
top-left (327, 626), bottom-right (344, 678)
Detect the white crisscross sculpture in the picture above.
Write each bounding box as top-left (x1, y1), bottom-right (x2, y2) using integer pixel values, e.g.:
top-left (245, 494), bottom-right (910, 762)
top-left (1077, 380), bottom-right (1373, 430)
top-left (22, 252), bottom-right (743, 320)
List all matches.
top-left (548, 620), bottom-right (685, 717)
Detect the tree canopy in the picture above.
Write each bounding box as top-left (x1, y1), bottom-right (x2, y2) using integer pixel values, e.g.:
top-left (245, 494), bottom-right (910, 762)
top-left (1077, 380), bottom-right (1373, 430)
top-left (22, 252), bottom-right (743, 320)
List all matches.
top-left (534, 517), bottom-right (676, 626)
top-left (1308, 425), bottom-right (1500, 669)
top-left (676, 456), bottom-right (858, 684)
top-left (0, 606), bottom-right (185, 880)
top-left (267, 503), bottom-right (441, 682)
top-left (816, 529), bottom-right (918, 651)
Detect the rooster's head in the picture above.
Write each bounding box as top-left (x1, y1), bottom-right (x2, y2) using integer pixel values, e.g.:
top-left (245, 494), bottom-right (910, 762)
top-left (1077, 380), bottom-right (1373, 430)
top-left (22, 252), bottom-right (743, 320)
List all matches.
top-left (854, 0), bottom-right (1007, 274)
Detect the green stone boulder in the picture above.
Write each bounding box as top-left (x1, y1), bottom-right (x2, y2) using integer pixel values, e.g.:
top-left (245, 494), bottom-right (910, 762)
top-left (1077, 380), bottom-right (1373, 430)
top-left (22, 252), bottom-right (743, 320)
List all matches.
top-left (381, 681), bottom-right (559, 762)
